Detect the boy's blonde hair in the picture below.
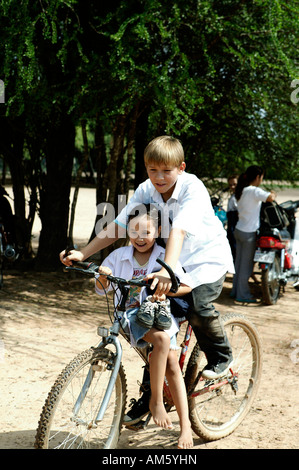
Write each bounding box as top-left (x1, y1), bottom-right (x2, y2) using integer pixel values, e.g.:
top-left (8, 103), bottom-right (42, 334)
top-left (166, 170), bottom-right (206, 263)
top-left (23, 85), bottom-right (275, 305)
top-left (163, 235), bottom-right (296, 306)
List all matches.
top-left (144, 136), bottom-right (184, 167)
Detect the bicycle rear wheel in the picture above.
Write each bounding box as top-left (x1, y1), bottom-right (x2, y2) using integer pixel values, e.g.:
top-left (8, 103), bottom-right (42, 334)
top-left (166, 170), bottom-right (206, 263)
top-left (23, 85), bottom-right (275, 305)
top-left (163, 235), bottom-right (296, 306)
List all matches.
top-left (185, 313), bottom-right (262, 441)
top-left (35, 347), bottom-right (126, 449)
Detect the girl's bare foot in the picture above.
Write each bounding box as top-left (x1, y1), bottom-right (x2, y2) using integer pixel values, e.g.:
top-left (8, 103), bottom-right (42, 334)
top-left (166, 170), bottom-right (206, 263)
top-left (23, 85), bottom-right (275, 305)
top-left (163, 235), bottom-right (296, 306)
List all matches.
top-left (178, 425), bottom-right (193, 449)
top-left (150, 399), bottom-right (173, 430)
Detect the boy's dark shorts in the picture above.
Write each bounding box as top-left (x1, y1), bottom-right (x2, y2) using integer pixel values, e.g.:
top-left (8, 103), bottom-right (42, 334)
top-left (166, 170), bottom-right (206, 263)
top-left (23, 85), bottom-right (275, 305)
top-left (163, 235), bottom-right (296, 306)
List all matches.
top-left (169, 295), bottom-right (192, 319)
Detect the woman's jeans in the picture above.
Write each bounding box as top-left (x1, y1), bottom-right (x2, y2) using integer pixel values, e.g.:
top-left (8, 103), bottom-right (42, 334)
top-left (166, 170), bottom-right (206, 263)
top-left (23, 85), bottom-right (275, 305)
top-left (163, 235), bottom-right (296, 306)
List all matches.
top-left (232, 228), bottom-right (256, 300)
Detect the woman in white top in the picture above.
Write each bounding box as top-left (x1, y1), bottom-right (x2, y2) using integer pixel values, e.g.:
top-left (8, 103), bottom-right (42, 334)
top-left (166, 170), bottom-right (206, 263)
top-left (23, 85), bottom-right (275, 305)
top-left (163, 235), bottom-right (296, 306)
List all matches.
top-left (231, 166), bottom-right (275, 302)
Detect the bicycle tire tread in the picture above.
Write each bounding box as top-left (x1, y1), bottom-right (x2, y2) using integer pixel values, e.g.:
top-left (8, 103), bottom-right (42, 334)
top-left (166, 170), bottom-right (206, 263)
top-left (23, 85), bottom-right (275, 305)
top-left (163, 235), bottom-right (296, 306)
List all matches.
top-left (35, 348), bottom-right (127, 449)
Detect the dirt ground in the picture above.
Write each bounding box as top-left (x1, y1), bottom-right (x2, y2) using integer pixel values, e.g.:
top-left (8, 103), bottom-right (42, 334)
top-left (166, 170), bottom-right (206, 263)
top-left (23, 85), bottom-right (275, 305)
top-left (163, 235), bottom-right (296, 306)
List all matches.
top-left (0, 186), bottom-right (299, 450)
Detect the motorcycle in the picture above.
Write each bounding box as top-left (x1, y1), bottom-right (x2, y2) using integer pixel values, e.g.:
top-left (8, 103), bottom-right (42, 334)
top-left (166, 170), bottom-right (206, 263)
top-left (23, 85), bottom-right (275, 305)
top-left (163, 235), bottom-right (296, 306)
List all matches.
top-left (0, 187), bottom-right (19, 287)
top-left (254, 200), bottom-right (299, 305)
top-left (0, 220), bottom-right (19, 288)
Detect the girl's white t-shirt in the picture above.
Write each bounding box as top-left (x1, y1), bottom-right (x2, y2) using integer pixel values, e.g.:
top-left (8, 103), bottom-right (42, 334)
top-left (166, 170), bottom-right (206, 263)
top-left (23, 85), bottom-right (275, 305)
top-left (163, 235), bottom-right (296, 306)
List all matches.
top-left (126, 258), bottom-right (149, 309)
top-left (236, 186), bottom-right (270, 233)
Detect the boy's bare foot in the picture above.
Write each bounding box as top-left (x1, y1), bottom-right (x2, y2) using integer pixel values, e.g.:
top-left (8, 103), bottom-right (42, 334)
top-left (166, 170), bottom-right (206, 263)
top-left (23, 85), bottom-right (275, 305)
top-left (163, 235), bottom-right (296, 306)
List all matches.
top-left (150, 399), bottom-right (173, 430)
top-left (177, 425), bottom-right (193, 449)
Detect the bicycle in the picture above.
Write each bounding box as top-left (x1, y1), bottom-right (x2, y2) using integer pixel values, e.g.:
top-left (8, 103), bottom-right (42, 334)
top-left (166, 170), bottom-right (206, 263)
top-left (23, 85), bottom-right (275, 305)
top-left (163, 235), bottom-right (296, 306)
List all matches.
top-left (35, 258), bottom-right (263, 449)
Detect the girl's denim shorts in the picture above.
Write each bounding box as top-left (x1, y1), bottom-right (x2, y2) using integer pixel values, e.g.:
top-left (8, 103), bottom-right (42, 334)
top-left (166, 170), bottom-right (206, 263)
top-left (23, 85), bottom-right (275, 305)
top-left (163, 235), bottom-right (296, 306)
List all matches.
top-left (121, 307), bottom-right (179, 350)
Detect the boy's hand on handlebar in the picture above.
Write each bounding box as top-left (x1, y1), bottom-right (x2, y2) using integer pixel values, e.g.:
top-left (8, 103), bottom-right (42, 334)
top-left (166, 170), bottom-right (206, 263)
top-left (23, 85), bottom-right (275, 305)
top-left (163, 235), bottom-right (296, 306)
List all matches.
top-left (59, 249), bottom-right (84, 266)
top-left (145, 269), bottom-right (172, 298)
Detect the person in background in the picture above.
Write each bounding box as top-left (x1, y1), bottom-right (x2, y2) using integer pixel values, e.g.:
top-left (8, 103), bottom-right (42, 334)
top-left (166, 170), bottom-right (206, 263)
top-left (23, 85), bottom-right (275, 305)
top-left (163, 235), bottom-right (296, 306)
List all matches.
top-left (226, 175), bottom-right (238, 261)
top-left (0, 185), bottom-right (15, 243)
top-left (231, 166), bottom-right (275, 303)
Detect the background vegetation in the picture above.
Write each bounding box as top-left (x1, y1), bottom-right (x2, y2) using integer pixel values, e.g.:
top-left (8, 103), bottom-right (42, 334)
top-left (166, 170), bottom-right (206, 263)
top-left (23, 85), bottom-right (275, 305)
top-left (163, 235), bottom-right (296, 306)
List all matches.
top-left (0, 0), bottom-right (298, 269)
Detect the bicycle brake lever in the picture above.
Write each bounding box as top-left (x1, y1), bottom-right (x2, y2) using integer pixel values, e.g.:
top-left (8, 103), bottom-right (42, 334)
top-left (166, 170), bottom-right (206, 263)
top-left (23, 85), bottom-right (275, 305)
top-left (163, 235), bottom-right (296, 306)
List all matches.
top-left (66, 261), bottom-right (99, 275)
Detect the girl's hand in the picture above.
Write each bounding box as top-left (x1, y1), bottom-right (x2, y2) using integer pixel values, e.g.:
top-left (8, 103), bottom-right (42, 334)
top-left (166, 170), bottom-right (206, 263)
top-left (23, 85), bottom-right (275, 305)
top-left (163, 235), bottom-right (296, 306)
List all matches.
top-left (98, 266), bottom-right (113, 277)
top-left (96, 266), bottom-right (112, 289)
top-left (152, 293), bottom-right (166, 301)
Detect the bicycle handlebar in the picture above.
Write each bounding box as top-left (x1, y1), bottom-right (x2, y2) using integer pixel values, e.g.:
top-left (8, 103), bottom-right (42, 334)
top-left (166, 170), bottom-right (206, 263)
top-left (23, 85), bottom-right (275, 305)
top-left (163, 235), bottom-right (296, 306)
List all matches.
top-left (155, 258), bottom-right (179, 293)
top-left (65, 258), bottom-right (180, 293)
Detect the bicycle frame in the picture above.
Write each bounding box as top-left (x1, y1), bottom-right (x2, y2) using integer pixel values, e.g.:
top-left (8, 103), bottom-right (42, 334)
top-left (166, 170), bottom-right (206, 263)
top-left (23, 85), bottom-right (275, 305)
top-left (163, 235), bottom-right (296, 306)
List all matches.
top-left (72, 329), bottom-right (123, 424)
top-left (67, 260), bottom-right (238, 430)
top-left (96, 333), bottom-right (123, 422)
top-left (168, 320), bottom-right (238, 403)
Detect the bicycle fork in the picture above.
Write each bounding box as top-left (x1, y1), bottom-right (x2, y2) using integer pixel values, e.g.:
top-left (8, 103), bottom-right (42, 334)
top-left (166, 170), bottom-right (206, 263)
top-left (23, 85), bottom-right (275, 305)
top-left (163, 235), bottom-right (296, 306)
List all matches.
top-left (72, 322), bottom-right (123, 425)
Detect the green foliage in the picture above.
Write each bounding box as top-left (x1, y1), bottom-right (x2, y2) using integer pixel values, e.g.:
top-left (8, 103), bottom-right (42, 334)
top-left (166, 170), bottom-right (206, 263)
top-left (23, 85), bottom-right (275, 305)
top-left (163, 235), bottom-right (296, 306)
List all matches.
top-left (2, 0), bottom-right (298, 181)
top-left (0, 0), bottom-right (298, 245)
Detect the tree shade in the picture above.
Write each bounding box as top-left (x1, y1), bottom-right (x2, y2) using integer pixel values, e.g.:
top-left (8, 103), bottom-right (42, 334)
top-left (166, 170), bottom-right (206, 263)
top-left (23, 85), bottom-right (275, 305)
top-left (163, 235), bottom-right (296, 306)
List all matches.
top-left (0, 0), bottom-right (298, 268)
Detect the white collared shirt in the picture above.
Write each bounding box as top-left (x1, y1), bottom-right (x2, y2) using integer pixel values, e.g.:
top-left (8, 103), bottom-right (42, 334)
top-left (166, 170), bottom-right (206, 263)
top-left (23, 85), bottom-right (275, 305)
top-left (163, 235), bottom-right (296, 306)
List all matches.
top-left (115, 172), bottom-right (234, 288)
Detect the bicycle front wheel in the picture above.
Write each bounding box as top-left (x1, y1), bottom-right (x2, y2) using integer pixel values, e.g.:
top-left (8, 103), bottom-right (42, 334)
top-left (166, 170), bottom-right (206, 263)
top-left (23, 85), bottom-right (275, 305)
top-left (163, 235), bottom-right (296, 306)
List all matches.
top-left (185, 313), bottom-right (262, 441)
top-left (35, 347), bottom-right (127, 449)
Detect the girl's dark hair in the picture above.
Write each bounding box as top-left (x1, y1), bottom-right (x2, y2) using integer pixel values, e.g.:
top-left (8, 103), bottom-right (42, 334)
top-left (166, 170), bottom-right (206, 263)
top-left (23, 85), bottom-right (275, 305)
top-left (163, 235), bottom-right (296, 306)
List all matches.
top-left (127, 203), bottom-right (161, 226)
top-left (235, 165), bottom-right (264, 200)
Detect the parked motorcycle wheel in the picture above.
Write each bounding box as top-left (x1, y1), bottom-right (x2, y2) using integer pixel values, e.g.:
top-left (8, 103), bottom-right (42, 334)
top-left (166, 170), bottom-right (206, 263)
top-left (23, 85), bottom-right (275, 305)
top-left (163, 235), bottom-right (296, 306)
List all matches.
top-left (261, 255), bottom-right (281, 305)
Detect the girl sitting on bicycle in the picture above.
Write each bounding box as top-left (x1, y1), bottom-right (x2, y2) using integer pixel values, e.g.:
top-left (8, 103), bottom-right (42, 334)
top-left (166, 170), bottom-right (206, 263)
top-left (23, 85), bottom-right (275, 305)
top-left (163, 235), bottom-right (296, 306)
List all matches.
top-left (95, 204), bottom-right (194, 449)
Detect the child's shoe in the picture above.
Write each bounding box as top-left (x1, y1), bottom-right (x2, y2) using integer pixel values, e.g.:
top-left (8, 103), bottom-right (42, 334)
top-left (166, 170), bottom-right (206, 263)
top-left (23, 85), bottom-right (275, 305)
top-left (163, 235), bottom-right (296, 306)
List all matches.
top-left (136, 296), bottom-right (157, 328)
top-left (154, 299), bottom-right (172, 330)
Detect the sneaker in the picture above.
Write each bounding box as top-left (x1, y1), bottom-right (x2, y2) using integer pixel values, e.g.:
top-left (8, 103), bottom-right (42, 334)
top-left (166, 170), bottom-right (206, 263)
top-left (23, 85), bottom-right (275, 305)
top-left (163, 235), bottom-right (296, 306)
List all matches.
top-left (136, 296), bottom-right (157, 328)
top-left (123, 391), bottom-right (151, 425)
top-left (154, 299), bottom-right (172, 330)
top-left (201, 357), bottom-right (234, 380)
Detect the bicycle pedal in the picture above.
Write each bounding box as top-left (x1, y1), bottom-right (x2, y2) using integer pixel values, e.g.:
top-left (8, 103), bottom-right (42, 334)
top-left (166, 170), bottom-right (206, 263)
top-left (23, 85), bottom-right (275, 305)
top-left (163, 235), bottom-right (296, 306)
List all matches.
top-left (124, 412), bottom-right (152, 431)
top-left (124, 419), bottom-right (148, 431)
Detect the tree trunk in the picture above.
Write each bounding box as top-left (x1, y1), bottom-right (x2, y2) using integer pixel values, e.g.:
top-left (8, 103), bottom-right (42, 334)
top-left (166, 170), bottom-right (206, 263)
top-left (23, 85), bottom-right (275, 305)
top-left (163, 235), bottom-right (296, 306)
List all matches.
top-left (124, 103), bottom-right (139, 195)
top-left (94, 113), bottom-right (107, 205)
top-left (35, 115), bottom-right (75, 270)
top-left (0, 117), bottom-right (32, 254)
top-left (106, 114), bottom-right (126, 206)
top-left (68, 119), bottom-right (90, 246)
top-left (88, 114), bottom-right (127, 263)
top-left (134, 105), bottom-right (150, 189)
